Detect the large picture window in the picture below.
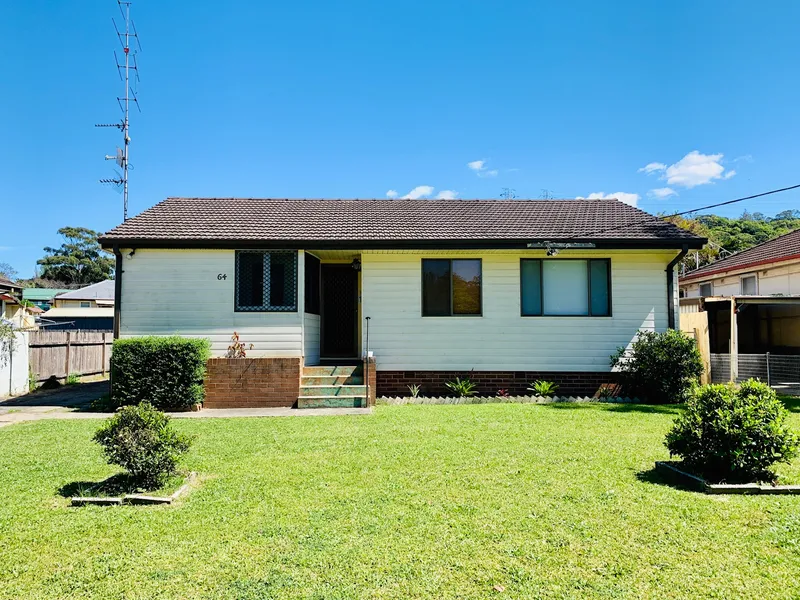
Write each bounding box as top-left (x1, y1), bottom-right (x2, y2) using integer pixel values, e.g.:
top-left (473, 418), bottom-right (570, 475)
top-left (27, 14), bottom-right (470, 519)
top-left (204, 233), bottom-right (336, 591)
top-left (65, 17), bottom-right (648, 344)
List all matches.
top-left (422, 258), bottom-right (482, 316)
top-left (521, 259), bottom-right (611, 316)
top-left (235, 250), bottom-right (298, 312)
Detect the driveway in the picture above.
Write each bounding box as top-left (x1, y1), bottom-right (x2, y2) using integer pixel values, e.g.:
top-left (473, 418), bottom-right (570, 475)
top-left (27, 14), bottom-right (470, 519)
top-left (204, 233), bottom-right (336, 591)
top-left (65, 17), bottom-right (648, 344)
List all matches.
top-left (0, 380), bottom-right (370, 428)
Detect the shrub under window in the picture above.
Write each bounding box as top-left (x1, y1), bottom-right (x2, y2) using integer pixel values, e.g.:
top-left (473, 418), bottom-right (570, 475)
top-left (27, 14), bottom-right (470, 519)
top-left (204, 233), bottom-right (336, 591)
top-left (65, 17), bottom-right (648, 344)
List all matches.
top-left (236, 250), bottom-right (298, 312)
top-left (111, 336), bottom-right (211, 410)
top-left (610, 329), bottom-right (703, 404)
top-left (521, 259), bottom-right (610, 316)
top-left (422, 259), bottom-right (482, 316)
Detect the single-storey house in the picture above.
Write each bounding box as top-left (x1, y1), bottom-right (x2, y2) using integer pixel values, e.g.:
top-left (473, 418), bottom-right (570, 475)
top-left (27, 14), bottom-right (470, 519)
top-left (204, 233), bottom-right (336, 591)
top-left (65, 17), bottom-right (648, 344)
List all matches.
top-left (99, 197), bottom-right (704, 407)
top-left (23, 287), bottom-right (71, 311)
top-left (42, 280), bottom-right (116, 331)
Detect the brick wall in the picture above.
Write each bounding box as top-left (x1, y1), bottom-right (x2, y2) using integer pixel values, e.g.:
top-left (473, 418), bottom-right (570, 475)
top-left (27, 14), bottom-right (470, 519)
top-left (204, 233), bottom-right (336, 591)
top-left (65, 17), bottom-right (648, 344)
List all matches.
top-left (376, 370), bottom-right (618, 398)
top-left (364, 357), bottom-right (377, 406)
top-left (204, 357), bottom-right (301, 408)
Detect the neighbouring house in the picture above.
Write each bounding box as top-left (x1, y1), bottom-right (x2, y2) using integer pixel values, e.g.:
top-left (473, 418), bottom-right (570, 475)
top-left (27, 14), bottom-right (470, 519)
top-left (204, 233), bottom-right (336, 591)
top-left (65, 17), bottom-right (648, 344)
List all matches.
top-left (99, 197), bottom-right (704, 408)
top-left (41, 280), bottom-right (115, 331)
top-left (22, 288), bottom-right (70, 311)
top-left (679, 228), bottom-right (800, 393)
top-left (0, 277), bottom-right (39, 329)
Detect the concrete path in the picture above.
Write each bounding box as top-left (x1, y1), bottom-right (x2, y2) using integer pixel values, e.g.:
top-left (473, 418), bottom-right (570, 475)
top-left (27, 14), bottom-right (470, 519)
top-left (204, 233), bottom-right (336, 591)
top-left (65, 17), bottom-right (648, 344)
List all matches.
top-left (0, 381), bottom-right (371, 429)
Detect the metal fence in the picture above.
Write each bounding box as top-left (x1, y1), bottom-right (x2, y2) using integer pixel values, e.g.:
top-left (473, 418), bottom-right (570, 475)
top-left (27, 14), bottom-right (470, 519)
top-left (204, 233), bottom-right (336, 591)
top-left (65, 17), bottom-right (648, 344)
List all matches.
top-left (710, 353), bottom-right (800, 396)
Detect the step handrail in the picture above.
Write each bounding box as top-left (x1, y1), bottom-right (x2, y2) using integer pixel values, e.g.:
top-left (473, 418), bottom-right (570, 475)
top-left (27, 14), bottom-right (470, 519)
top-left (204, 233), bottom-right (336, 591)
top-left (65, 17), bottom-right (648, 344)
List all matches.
top-left (364, 316), bottom-right (371, 405)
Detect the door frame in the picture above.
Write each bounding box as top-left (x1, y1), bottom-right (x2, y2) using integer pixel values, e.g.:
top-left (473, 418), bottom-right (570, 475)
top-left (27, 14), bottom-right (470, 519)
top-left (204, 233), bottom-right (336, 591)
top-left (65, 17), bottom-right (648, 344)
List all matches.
top-left (319, 263), bottom-right (360, 359)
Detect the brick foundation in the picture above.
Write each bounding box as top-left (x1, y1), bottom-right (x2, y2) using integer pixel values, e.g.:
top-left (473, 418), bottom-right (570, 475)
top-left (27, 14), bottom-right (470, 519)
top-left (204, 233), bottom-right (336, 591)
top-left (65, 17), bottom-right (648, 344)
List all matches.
top-left (376, 370), bottom-right (618, 398)
top-left (204, 357), bottom-right (301, 408)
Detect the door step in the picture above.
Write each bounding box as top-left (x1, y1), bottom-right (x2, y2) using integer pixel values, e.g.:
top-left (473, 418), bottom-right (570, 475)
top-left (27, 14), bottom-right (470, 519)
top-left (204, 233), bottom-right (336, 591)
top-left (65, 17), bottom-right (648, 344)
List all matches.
top-left (298, 364), bottom-right (367, 408)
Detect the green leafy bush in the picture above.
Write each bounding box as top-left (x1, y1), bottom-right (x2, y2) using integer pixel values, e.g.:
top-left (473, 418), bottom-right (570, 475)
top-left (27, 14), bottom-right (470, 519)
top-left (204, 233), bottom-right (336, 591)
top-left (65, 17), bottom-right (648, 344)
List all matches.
top-left (93, 402), bottom-right (194, 488)
top-left (65, 372), bottom-right (80, 385)
top-left (528, 380), bottom-right (559, 396)
top-left (111, 336), bottom-right (211, 410)
top-left (610, 329), bottom-right (703, 403)
top-left (665, 379), bottom-right (799, 483)
top-left (444, 376), bottom-right (478, 397)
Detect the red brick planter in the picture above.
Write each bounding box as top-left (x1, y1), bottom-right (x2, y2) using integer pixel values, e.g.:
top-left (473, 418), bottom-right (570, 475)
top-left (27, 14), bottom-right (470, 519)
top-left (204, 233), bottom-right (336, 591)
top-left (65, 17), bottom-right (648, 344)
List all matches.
top-left (204, 357), bottom-right (301, 408)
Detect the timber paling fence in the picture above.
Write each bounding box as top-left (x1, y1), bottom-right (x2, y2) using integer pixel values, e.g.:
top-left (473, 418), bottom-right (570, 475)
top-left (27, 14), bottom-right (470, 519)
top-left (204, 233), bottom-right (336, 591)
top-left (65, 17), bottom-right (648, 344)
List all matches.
top-left (710, 353), bottom-right (800, 396)
top-left (28, 330), bottom-right (112, 382)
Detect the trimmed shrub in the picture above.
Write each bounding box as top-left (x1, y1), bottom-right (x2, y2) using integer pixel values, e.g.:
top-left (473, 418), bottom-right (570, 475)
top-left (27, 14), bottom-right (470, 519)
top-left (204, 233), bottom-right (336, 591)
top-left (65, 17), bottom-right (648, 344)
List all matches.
top-left (111, 336), bottom-right (211, 410)
top-left (665, 379), bottom-right (799, 483)
top-left (610, 329), bottom-right (703, 403)
top-left (93, 402), bottom-right (194, 488)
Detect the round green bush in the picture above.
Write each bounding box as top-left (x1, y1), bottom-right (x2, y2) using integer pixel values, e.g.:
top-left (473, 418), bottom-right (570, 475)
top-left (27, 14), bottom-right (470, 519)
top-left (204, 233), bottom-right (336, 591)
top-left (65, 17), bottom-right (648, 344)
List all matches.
top-left (665, 379), bottom-right (799, 483)
top-left (93, 402), bottom-right (194, 488)
top-left (610, 329), bottom-right (703, 403)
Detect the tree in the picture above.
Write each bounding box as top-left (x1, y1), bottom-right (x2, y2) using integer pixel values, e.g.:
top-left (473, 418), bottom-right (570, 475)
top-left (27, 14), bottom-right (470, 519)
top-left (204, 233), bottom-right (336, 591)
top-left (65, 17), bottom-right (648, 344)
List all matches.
top-left (37, 227), bottom-right (115, 285)
top-left (0, 262), bottom-right (18, 281)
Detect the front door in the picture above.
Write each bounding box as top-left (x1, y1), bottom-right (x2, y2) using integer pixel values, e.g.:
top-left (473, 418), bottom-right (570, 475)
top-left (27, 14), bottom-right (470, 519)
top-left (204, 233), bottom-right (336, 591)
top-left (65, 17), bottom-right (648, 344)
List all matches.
top-left (320, 264), bottom-right (358, 358)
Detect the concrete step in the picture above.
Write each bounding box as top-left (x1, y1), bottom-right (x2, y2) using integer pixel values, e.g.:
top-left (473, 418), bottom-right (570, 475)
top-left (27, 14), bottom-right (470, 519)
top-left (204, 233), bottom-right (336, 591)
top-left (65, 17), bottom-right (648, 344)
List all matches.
top-left (299, 385), bottom-right (366, 397)
top-left (303, 365), bottom-right (362, 377)
top-left (297, 396), bottom-right (366, 409)
top-left (301, 374), bottom-right (364, 386)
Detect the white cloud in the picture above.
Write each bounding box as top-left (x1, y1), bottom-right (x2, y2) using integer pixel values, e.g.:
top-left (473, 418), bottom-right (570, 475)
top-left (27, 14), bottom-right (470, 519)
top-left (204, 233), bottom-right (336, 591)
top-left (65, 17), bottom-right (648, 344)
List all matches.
top-left (401, 185), bottom-right (435, 200)
top-left (385, 189), bottom-right (398, 199)
top-left (640, 151), bottom-right (736, 189)
top-left (435, 190), bottom-right (458, 200)
top-left (467, 159), bottom-right (498, 178)
top-left (647, 187), bottom-right (678, 199)
top-left (577, 191), bottom-right (640, 207)
top-left (638, 162), bottom-right (666, 174)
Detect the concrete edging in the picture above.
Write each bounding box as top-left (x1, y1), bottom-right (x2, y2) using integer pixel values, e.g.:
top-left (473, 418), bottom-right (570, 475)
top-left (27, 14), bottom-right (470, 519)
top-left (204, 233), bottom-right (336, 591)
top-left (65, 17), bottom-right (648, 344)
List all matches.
top-left (71, 472), bottom-right (197, 506)
top-left (654, 461), bottom-right (800, 495)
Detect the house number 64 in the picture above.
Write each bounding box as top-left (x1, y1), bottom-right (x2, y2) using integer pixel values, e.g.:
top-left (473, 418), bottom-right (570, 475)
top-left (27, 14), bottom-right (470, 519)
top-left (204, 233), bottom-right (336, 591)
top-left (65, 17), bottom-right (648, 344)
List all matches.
top-left (217, 273), bottom-right (227, 280)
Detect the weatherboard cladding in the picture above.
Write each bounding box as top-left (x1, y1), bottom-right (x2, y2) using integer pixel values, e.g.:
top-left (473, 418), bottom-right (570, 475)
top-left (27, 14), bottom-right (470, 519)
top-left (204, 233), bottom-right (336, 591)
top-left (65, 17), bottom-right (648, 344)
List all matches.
top-left (99, 198), bottom-right (703, 248)
top-left (682, 228), bottom-right (800, 281)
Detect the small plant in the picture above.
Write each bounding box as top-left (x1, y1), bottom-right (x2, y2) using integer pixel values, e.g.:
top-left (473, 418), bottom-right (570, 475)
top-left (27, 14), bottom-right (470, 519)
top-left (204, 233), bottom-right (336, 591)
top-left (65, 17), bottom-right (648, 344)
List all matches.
top-left (93, 402), bottom-right (194, 488)
top-left (407, 384), bottom-right (421, 398)
top-left (65, 372), bottom-right (80, 385)
top-left (444, 376), bottom-right (478, 397)
top-left (226, 331), bottom-right (254, 358)
top-left (610, 329), bottom-right (703, 404)
top-left (497, 388), bottom-right (510, 398)
top-left (665, 379), bottom-right (799, 483)
top-left (27, 367), bottom-right (37, 393)
top-left (528, 380), bottom-right (559, 396)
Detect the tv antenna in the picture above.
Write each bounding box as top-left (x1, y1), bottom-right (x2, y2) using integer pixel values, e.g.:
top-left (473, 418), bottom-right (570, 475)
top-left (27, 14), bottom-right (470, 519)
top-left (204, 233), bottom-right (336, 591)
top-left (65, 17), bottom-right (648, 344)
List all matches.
top-left (500, 187), bottom-right (517, 199)
top-left (96, 0), bottom-right (141, 221)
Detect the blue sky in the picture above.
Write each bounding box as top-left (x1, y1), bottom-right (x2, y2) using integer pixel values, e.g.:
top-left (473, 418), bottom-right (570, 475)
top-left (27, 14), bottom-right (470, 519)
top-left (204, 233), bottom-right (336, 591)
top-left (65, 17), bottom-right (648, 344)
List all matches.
top-left (1, 0), bottom-right (799, 277)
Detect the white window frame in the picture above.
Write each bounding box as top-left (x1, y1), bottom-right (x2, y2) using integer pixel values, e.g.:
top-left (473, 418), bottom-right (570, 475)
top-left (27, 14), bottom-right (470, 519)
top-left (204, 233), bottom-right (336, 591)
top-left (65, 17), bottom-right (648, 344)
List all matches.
top-left (740, 275), bottom-right (758, 296)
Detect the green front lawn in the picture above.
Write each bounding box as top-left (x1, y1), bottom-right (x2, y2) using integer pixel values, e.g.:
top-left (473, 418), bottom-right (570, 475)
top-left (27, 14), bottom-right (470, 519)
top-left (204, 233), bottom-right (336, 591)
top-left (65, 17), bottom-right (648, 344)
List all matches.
top-left (1, 403), bottom-right (800, 599)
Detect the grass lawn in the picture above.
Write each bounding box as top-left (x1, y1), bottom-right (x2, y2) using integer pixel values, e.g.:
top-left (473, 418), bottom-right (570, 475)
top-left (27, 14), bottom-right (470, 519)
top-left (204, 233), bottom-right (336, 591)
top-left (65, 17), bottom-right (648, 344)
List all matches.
top-left (1, 403), bottom-right (800, 599)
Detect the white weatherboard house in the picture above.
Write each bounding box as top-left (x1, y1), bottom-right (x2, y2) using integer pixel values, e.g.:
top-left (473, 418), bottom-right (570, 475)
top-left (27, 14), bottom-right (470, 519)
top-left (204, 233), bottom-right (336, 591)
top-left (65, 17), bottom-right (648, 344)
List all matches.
top-left (99, 198), bottom-right (705, 407)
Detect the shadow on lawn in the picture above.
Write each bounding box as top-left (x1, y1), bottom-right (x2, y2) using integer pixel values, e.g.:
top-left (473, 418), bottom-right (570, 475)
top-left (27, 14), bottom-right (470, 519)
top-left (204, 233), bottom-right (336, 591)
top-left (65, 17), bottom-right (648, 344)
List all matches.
top-left (779, 396), bottom-right (800, 413)
top-left (539, 402), bottom-right (682, 415)
top-left (58, 473), bottom-right (145, 498)
top-left (635, 466), bottom-right (700, 493)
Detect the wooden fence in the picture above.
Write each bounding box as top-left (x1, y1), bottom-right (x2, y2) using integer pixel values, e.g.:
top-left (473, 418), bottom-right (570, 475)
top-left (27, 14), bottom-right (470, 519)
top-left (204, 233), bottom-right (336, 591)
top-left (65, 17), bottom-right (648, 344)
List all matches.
top-left (680, 311), bottom-right (711, 384)
top-left (28, 330), bottom-right (112, 382)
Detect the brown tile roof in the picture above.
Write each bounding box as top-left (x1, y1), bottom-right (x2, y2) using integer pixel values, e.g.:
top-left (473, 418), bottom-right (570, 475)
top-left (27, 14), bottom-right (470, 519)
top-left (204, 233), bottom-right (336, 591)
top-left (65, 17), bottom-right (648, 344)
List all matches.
top-left (99, 197), bottom-right (704, 249)
top-left (682, 228), bottom-right (800, 281)
top-left (0, 276), bottom-right (20, 291)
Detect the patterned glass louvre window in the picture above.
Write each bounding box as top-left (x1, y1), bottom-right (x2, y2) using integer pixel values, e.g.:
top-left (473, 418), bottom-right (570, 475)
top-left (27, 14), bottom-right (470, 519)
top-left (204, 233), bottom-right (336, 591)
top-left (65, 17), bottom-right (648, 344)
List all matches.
top-left (235, 250), bottom-right (298, 312)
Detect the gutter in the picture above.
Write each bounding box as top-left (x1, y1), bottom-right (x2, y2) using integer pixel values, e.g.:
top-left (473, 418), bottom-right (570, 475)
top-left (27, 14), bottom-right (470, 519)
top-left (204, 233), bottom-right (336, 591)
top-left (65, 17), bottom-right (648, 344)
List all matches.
top-left (113, 246), bottom-right (122, 339)
top-left (666, 245), bottom-right (689, 329)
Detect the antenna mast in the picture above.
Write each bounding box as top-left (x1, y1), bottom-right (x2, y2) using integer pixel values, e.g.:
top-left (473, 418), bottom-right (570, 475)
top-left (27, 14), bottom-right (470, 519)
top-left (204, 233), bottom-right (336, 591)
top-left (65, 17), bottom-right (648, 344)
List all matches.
top-left (97, 0), bottom-right (141, 221)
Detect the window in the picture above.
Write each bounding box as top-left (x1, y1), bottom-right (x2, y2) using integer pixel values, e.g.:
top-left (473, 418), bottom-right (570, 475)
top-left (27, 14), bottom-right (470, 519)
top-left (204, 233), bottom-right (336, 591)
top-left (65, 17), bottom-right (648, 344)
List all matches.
top-left (520, 259), bottom-right (611, 316)
top-left (422, 259), bottom-right (482, 316)
top-left (741, 275), bottom-right (757, 295)
top-left (699, 282), bottom-right (713, 297)
top-left (235, 250), bottom-right (297, 312)
top-left (80, 301), bottom-right (91, 308)
top-left (304, 253), bottom-right (321, 315)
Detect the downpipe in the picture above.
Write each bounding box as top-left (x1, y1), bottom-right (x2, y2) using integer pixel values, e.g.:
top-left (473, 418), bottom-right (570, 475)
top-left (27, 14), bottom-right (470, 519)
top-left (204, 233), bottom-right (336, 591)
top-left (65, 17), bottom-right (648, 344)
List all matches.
top-left (666, 245), bottom-right (689, 329)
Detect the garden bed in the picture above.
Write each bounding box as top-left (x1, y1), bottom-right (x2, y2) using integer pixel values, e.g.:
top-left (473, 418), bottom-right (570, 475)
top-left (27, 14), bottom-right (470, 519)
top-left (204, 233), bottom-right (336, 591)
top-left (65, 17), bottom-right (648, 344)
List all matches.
top-left (655, 461), bottom-right (800, 495)
top-left (68, 471), bottom-right (197, 506)
top-left (378, 394), bottom-right (640, 405)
